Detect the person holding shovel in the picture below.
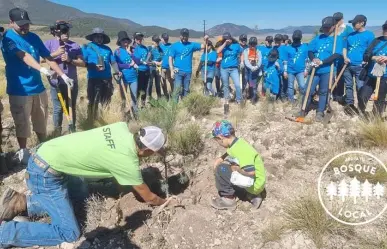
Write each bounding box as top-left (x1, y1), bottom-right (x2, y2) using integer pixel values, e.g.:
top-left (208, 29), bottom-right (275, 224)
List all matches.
top-left (82, 28), bottom-right (121, 121)
top-left (114, 31), bottom-right (139, 115)
top-left (358, 21), bottom-right (387, 118)
top-left (243, 37), bottom-right (262, 104)
top-left (342, 15), bottom-right (375, 116)
top-left (0, 123), bottom-right (179, 248)
top-left (297, 16), bottom-right (344, 122)
top-left (44, 21), bottom-right (85, 136)
top-left (196, 40), bottom-right (217, 96)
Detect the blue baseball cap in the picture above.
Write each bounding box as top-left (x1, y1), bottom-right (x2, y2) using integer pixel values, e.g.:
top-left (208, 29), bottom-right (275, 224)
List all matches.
top-left (210, 120), bottom-right (235, 138)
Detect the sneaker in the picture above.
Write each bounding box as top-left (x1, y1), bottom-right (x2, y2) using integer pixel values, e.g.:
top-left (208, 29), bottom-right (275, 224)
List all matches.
top-left (315, 112), bottom-right (324, 122)
top-left (0, 188), bottom-right (27, 222)
top-left (211, 196), bottom-right (237, 210)
top-left (250, 195), bottom-right (263, 209)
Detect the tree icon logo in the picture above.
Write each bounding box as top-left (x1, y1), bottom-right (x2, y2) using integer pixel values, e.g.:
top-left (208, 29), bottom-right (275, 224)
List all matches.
top-left (318, 151), bottom-right (387, 226)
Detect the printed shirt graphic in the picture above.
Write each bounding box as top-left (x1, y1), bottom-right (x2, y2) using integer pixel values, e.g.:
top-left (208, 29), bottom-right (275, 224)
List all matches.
top-left (170, 41), bottom-right (201, 73)
top-left (1, 29), bottom-right (50, 96)
top-left (221, 43), bottom-right (243, 69)
top-left (82, 42), bottom-right (116, 79)
top-left (37, 122), bottom-right (143, 186)
top-left (226, 138), bottom-right (266, 195)
top-left (308, 34), bottom-right (343, 74)
top-left (257, 45), bottom-right (272, 69)
top-left (150, 46), bottom-right (163, 63)
top-left (368, 39), bottom-right (387, 78)
top-left (263, 60), bottom-right (283, 95)
top-left (114, 47), bottom-right (137, 84)
top-left (160, 43), bottom-right (171, 69)
top-left (200, 50), bottom-right (217, 72)
top-left (346, 30), bottom-right (375, 66)
top-left (287, 43), bottom-right (309, 74)
top-left (134, 44), bottom-right (149, 72)
top-left (273, 44), bottom-right (288, 62)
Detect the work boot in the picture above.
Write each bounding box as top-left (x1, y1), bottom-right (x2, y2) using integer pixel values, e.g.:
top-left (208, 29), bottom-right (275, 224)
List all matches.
top-left (0, 188), bottom-right (27, 222)
top-left (211, 196), bottom-right (237, 210)
top-left (315, 112), bottom-right (324, 123)
top-left (250, 194), bottom-right (263, 209)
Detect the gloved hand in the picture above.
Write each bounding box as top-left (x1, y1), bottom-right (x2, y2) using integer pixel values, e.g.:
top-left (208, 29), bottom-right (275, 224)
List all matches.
top-left (60, 74), bottom-right (74, 89)
top-left (39, 67), bottom-right (55, 77)
top-left (252, 66), bottom-right (258, 72)
top-left (240, 62), bottom-right (245, 69)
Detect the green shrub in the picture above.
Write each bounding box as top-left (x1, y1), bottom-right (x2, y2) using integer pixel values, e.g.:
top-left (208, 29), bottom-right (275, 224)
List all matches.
top-left (170, 124), bottom-right (203, 156)
top-left (182, 92), bottom-right (218, 118)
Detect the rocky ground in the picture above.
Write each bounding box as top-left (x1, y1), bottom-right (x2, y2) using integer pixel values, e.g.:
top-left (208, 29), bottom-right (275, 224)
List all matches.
top-left (1, 94), bottom-right (387, 249)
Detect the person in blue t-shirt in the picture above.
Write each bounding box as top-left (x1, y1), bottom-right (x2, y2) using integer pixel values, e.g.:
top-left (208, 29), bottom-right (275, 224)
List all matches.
top-left (286, 30), bottom-right (309, 103)
top-left (1, 8), bottom-right (73, 150)
top-left (239, 34), bottom-right (248, 95)
top-left (263, 49), bottom-right (283, 99)
top-left (298, 16), bottom-right (344, 122)
top-left (133, 32), bottom-right (151, 107)
top-left (214, 39), bottom-right (224, 97)
top-left (169, 28), bottom-right (208, 101)
top-left (258, 36), bottom-right (273, 97)
top-left (273, 34), bottom-right (289, 101)
top-left (217, 32), bottom-right (244, 104)
top-left (148, 35), bottom-right (165, 100)
top-left (0, 25), bottom-right (4, 157)
top-left (160, 33), bottom-right (173, 100)
top-left (114, 31), bottom-right (139, 114)
top-left (82, 28), bottom-right (120, 121)
top-left (195, 40), bottom-right (217, 96)
top-left (342, 15), bottom-right (375, 115)
top-left (243, 37), bottom-right (262, 104)
top-left (358, 21), bottom-right (387, 117)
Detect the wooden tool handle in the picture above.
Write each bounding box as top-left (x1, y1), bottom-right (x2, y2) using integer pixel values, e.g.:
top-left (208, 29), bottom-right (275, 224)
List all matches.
top-left (302, 67), bottom-right (316, 111)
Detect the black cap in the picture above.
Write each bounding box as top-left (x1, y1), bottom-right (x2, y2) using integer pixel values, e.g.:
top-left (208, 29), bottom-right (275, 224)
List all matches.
top-left (222, 32), bottom-right (232, 40)
top-left (321, 16), bottom-right (335, 30)
top-left (134, 32), bottom-right (144, 40)
top-left (349, 15), bottom-right (367, 24)
top-left (282, 34), bottom-right (289, 41)
top-left (180, 28), bottom-right (189, 36)
top-left (239, 34), bottom-right (247, 41)
top-left (9, 8), bottom-right (32, 26)
top-left (274, 34), bottom-right (283, 41)
top-left (383, 21), bottom-right (387, 30)
top-left (292, 30), bottom-right (302, 40)
top-left (249, 37), bottom-right (258, 45)
top-left (333, 12), bottom-right (344, 22)
top-left (161, 33), bottom-right (169, 40)
top-left (265, 36), bottom-right (273, 42)
top-left (152, 35), bottom-right (161, 43)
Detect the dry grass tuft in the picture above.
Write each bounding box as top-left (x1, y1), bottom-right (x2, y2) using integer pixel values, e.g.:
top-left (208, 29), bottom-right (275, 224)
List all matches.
top-left (261, 222), bottom-right (287, 244)
top-left (84, 194), bottom-right (105, 233)
top-left (182, 92), bottom-right (218, 118)
top-left (358, 117), bottom-right (387, 148)
top-left (169, 123), bottom-right (203, 156)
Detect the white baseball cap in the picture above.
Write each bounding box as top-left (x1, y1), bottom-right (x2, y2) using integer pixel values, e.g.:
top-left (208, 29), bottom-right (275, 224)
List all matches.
top-left (139, 126), bottom-right (166, 152)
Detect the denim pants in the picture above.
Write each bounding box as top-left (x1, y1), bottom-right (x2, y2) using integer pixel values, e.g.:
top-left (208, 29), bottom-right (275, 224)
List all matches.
top-left (301, 72), bottom-right (330, 113)
top-left (201, 69), bottom-right (215, 96)
top-left (358, 76), bottom-right (387, 115)
top-left (148, 67), bottom-right (162, 99)
top-left (246, 68), bottom-right (261, 101)
top-left (173, 71), bottom-right (192, 102)
top-left (279, 74), bottom-right (288, 99)
top-left (343, 65), bottom-right (364, 105)
top-left (215, 67), bottom-right (221, 94)
top-left (220, 67), bottom-right (242, 102)
top-left (288, 72), bottom-right (306, 102)
top-left (0, 153), bottom-right (88, 247)
top-left (119, 81), bottom-right (138, 113)
top-left (50, 81), bottom-right (78, 131)
top-left (137, 70), bottom-right (150, 104)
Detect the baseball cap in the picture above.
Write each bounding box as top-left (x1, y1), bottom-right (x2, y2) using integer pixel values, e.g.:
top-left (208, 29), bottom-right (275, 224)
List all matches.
top-left (274, 34), bottom-right (283, 41)
top-left (152, 35), bottom-right (161, 43)
top-left (292, 30), bottom-right (302, 40)
top-left (161, 33), bottom-right (169, 40)
top-left (349, 15), bottom-right (367, 24)
top-left (249, 36), bottom-right (258, 45)
top-left (282, 34), bottom-right (289, 41)
top-left (333, 12), bottom-right (344, 22)
top-left (210, 120), bottom-right (235, 138)
top-left (265, 36), bottom-right (273, 42)
top-left (139, 126), bottom-right (166, 152)
top-left (180, 28), bottom-right (189, 36)
top-left (134, 32), bottom-right (144, 40)
top-left (222, 32), bottom-right (232, 40)
top-left (321, 16), bottom-right (335, 29)
top-left (9, 8), bottom-right (32, 26)
top-left (239, 34), bottom-right (247, 41)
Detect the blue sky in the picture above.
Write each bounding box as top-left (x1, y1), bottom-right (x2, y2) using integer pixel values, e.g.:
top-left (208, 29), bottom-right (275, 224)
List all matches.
top-left (49, 0), bottom-right (387, 30)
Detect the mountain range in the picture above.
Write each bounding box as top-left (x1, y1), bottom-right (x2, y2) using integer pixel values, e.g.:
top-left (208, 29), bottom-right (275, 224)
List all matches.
top-left (0, 0), bottom-right (382, 38)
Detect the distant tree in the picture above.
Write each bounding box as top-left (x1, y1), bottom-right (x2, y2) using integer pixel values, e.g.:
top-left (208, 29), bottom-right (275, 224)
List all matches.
top-left (254, 25), bottom-right (259, 32)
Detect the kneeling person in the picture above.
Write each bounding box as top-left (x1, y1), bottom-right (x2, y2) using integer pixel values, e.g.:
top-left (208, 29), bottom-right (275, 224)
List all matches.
top-left (210, 120), bottom-right (266, 210)
top-left (0, 123), bottom-right (171, 248)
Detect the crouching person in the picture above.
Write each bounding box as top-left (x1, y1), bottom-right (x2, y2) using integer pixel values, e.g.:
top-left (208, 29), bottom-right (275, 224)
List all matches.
top-left (210, 120), bottom-right (266, 211)
top-left (0, 123), bottom-right (175, 248)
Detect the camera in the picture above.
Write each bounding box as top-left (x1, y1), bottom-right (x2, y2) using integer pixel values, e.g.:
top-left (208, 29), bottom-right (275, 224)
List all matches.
top-left (49, 21), bottom-right (72, 36)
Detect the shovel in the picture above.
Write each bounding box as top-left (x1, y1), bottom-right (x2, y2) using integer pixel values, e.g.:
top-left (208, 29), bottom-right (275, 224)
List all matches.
top-left (331, 63), bottom-right (347, 93)
top-left (371, 63), bottom-right (386, 101)
top-left (67, 85), bottom-right (75, 133)
top-left (114, 74), bottom-right (134, 120)
top-left (204, 43), bottom-right (208, 95)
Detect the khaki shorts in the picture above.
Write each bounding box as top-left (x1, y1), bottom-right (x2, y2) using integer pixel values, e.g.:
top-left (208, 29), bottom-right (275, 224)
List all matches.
top-left (9, 91), bottom-right (48, 138)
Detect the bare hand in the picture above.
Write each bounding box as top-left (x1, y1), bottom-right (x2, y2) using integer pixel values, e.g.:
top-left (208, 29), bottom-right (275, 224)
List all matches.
top-left (344, 58), bottom-right (351, 64)
top-left (213, 158), bottom-right (223, 169)
top-left (303, 71), bottom-right (308, 78)
top-left (312, 58), bottom-right (321, 66)
top-left (204, 35), bottom-right (209, 41)
top-left (61, 53), bottom-right (70, 63)
top-left (54, 45), bottom-right (65, 57)
top-left (133, 64), bottom-right (139, 69)
top-left (225, 39), bottom-right (232, 45)
top-left (230, 165), bottom-right (240, 172)
top-left (283, 72), bottom-right (288, 79)
top-left (96, 65), bottom-right (104, 71)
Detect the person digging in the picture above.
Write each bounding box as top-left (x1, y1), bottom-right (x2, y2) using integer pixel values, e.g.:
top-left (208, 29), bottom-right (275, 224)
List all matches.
top-left (0, 122), bottom-right (178, 248)
top-left (210, 120), bottom-right (266, 210)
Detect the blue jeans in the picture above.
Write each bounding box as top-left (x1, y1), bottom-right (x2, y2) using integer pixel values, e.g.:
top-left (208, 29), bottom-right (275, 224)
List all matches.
top-left (214, 67), bottom-right (221, 96)
top-left (50, 81), bottom-right (78, 131)
top-left (119, 80), bottom-right (138, 113)
top-left (201, 69), bottom-right (215, 96)
top-left (148, 67), bottom-right (162, 99)
top-left (220, 67), bottom-right (242, 102)
top-left (279, 74), bottom-right (288, 99)
top-left (288, 72), bottom-right (306, 103)
top-left (173, 71), bottom-right (192, 102)
top-left (0, 153), bottom-right (88, 247)
top-left (302, 72), bottom-right (330, 113)
top-left (246, 68), bottom-right (261, 101)
top-left (343, 65), bottom-right (364, 105)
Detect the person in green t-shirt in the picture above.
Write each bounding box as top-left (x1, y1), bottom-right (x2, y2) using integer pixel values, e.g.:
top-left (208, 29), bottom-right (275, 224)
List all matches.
top-left (0, 122), bottom-right (176, 248)
top-left (210, 120), bottom-right (266, 211)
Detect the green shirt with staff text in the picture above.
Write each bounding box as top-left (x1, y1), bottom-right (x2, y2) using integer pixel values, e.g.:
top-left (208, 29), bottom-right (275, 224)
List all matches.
top-left (37, 122), bottom-right (143, 186)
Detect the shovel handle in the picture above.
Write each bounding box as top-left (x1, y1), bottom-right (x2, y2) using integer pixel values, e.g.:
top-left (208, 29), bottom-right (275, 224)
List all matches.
top-left (302, 67), bottom-right (316, 111)
top-left (375, 76), bottom-right (381, 100)
top-left (67, 86), bottom-right (74, 128)
top-left (331, 64), bottom-right (347, 92)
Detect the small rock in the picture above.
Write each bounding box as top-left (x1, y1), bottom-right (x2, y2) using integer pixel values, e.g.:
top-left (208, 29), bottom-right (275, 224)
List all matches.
top-left (174, 245), bottom-right (179, 249)
top-left (214, 238), bottom-right (221, 246)
top-left (191, 116), bottom-right (196, 121)
top-left (60, 242), bottom-right (75, 249)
